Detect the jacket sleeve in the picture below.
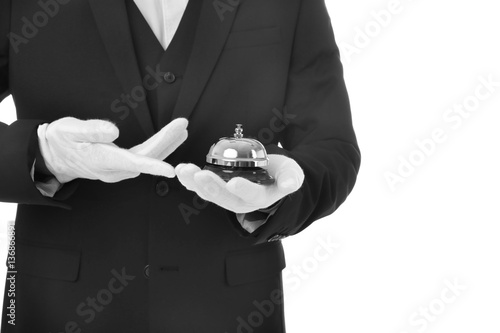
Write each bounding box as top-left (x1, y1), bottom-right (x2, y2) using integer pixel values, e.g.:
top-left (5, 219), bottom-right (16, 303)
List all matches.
top-left (234, 0), bottom-right (361, 243)
top-left (0, 0), bottom-right (73, 209)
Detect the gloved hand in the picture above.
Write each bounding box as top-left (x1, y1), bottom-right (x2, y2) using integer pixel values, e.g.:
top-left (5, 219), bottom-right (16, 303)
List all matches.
top-left (175, 154), bottom-right (304, 214)
top-left (37, 117), bottom-right (188, 184)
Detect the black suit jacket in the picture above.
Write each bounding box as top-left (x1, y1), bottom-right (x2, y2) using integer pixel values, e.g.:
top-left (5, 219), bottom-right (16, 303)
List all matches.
top-left (0, 0), bottom-right (360, 332)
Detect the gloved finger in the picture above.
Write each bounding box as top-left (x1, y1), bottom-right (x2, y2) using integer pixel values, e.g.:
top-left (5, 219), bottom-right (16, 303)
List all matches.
top-left (175, 163), bottom-right (202, 191)
top-left (226, 177), bottom-right (266, 204)
top-left (192, 171), bottom-right (253, 213)
top-left (97, 144), bottom-right (175, 178)
top-left (58, 118), bottom-right (120, 143)
top-left (130, 118), bottom-right (188, 160)
top-left (93, 170), bottom-right (141, 183)
top-left (193, 170), bottom-right (229, 200)
top-left (60, 162), bottom-right (138, 183)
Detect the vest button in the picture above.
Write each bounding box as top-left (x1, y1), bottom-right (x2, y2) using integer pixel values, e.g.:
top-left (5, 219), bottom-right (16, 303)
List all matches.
top-left (155, 180), bottom-right (170, 197)
top-left (163, 72), bottom-right (176, 84)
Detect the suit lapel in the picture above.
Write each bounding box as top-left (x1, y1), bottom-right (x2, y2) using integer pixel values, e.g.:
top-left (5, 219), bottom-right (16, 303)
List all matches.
top-left (88, 0), bottom-right (155, 137)
top-left (169, 0), bottom-right (242, 122)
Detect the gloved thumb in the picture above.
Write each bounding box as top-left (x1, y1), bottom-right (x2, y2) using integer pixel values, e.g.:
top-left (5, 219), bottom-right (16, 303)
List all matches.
top-left (268, 154), bottom-right (305, 194)
top-left (276, 168), bottom-right (303, 193)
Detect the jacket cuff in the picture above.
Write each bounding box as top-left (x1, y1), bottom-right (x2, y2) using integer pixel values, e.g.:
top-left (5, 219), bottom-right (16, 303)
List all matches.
top-left (34, 137), bottom-right (53, 177)
top-left (235, 197), bottom-right (285, 233)
top-left (0, 119), bottom-right (74, 209)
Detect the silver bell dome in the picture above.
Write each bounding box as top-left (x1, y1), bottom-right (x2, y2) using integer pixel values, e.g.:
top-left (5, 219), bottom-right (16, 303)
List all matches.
top-left (206, 124), bottom-right (270, 168)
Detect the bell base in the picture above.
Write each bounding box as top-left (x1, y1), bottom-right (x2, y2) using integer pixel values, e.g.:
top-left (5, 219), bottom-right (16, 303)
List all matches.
top-left (203, 164), bottom-right (275, 185)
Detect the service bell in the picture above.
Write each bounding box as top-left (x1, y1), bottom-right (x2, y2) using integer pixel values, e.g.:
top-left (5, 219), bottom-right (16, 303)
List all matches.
top-left (203, 124), bottom-right (275, 185)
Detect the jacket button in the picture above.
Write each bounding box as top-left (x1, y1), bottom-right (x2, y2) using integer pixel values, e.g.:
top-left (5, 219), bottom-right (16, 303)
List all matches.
top-left (156, 180), bottom-right (170, 197)
top-left (163, 72), bottom-right (176, 84)
top-left (144, 265), bottom-right (150, 279)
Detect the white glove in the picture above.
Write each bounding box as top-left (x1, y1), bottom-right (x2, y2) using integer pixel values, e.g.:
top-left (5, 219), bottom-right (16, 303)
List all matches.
top-left (128, 118), bottom-right (188, 160)
top-left (175, 154), bottom-right (304, 214)
top-left (37, 117), bottom-right (188, 184)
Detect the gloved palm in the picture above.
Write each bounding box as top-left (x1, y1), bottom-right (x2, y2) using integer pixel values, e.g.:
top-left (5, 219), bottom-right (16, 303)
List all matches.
top-left (38, 117), bottom-right (188, 183)
top-left (175, 154), bottom-right (304, 214)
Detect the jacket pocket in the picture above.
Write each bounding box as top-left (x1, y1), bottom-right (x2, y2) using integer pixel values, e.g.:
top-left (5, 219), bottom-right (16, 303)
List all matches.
top-left (225, 241), bottom-right (286, 286)
top-left (14, 241), bottom-right (81, 282)
top-left (224, 26), bottom-right (281, 50)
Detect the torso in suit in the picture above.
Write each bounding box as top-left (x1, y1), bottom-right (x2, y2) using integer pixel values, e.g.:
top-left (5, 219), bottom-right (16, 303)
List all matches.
top-left (0, 0), bottom-right (361, 332)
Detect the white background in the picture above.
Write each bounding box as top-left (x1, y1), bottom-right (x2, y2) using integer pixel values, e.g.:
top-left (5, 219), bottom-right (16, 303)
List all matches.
top-left (1, 0), bottom-right (499, 332)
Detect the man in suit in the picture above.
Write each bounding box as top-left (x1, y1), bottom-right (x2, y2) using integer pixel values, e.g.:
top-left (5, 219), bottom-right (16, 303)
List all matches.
top-left (0, 0), bottom-right (360, 332)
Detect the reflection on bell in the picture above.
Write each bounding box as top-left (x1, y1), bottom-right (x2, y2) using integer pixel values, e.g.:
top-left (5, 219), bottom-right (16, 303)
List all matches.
top-left (203, 124), bottom-right (275, 185)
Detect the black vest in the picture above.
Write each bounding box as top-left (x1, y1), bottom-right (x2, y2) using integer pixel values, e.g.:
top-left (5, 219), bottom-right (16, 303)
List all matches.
top-left (126, 0), bottom-right (202, 131)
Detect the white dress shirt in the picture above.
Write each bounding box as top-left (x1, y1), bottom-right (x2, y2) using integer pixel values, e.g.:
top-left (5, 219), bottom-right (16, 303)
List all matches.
top-left (133, 0), bottom-right (190, 50)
